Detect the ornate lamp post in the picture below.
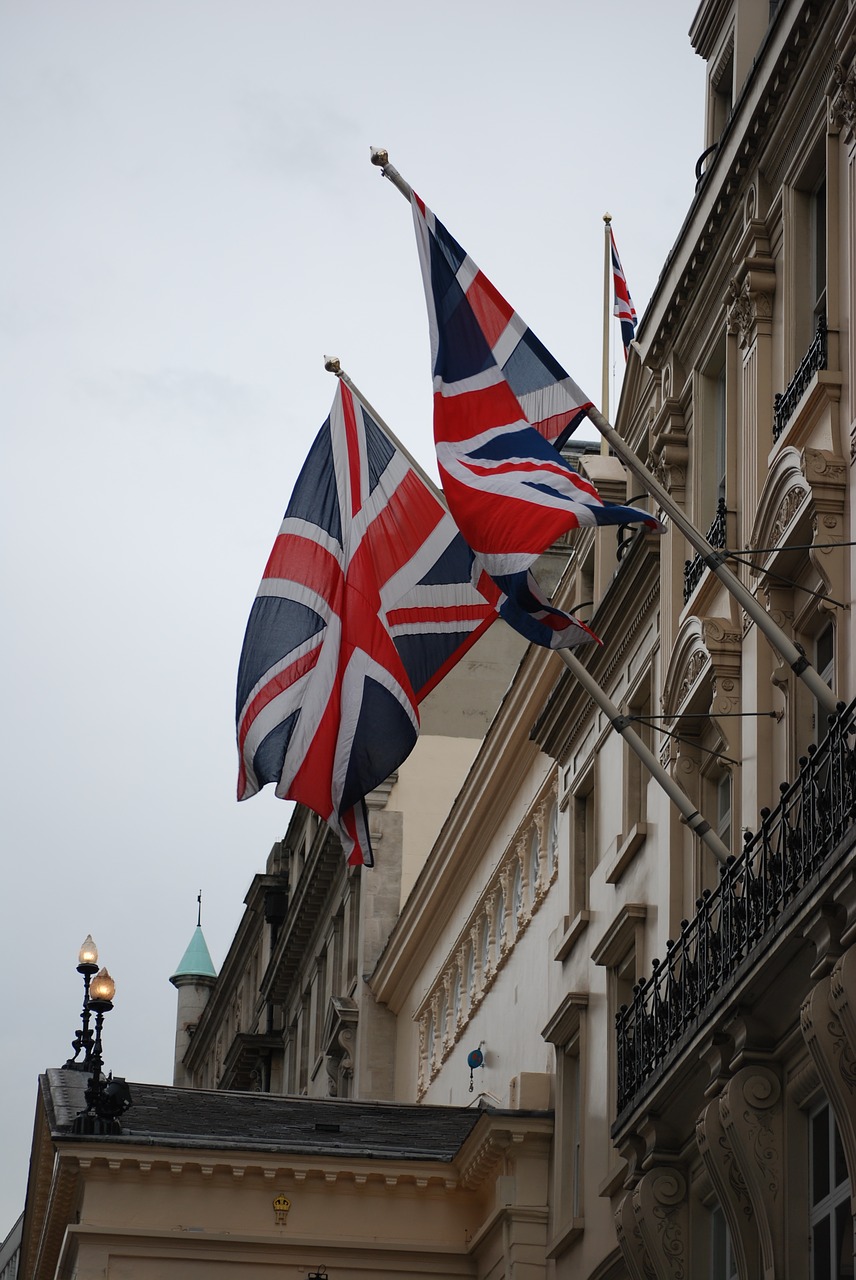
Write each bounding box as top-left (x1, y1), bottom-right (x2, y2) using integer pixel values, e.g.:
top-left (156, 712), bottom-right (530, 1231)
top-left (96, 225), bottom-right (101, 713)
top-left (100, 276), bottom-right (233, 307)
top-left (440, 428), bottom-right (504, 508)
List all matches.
top-left (65, 955), bottom-right (132, 1134)
top-left (63, 935), bottom-right (100, 1071)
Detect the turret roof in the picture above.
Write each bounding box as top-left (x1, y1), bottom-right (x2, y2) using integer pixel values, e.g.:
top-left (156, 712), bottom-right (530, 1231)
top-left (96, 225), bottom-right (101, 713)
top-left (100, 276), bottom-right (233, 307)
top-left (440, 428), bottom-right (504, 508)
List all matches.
top-left (170, 926), bottom-right (217, 980)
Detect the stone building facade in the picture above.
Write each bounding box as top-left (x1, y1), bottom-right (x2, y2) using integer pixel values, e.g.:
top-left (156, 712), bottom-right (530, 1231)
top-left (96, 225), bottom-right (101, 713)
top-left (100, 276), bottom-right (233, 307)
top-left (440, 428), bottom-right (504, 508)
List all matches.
top-left (18, 1), bottom-right (856, 1277)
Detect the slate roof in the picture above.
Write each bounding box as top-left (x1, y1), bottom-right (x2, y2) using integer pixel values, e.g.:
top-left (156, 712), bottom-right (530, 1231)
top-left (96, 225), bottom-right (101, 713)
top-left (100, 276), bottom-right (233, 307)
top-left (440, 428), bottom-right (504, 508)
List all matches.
top-left (42, 1069), bottom-right (488, 1162)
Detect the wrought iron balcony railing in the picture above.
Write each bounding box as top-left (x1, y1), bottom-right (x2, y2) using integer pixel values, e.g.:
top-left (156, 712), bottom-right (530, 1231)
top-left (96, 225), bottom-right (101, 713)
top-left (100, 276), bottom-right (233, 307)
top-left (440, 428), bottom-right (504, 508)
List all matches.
top-left (683, 497), bottom-right (727, 603)
top-left (773, 315), bottom-right (827, 441)
top-left (616, 698), bottom-right (856, 1118)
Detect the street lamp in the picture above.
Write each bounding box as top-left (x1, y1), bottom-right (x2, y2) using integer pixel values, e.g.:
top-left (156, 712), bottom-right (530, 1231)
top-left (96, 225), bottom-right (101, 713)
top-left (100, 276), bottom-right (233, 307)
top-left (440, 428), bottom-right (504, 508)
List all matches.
top-left (65, 954), bottom-right (132, 1135)
top-left (63, 935), bottom-right (100, 1072)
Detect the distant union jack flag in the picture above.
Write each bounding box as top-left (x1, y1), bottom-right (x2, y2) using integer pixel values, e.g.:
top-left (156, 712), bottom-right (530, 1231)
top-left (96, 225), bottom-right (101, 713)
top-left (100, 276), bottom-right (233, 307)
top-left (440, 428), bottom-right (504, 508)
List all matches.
top-left (412, 194), bottom-right (661, 650)
top-left (611, 229), bottom-right (638, 360)
top-left (236, 380), bottom-right (498, 866)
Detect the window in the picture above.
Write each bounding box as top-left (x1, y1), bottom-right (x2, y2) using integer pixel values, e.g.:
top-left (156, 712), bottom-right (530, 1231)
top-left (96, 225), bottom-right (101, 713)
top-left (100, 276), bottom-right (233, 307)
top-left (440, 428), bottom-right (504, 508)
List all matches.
top-left (542, 993), bottom-right (588, 1250)
top-left (707, 39), bottom-right (734, 143)
top-left (810, 1102), bottom-right (851, 1279)
top-left (698, 342), bottom-right (728, 533)
top-left (570, 770), bottom-right (596, 918)
top-left (592, 903), bottom-right (647, 1164)
top-left (496, 888), bottom-right (506, 947)
top-left (716, 773), bottom-right (732, 853)
top-left (452, 968), bottom-right (462, 1025)
top-left (711, 1204), bottom-right (738, 1280)
top-left (811, 178), bottom-right (827, 326)
top-left (815, 623), bottom-right (835, 741)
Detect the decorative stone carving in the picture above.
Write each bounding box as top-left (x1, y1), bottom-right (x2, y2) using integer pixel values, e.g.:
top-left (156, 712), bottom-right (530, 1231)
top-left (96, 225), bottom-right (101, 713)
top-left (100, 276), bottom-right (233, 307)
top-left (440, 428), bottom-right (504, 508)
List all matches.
top-left (801, 449), bottom-right (848, 608)
top-left (801, 971), bottom-right (856, 1209)
top-left (632, 1166), bottom-right (689, 1280)
top-left (322, 994), bottom-right (359, 1098)
top-left (726, 269), bottom-right (775, 350)
top-left (696, 1098), bottom-right (760, 1280)
top-left (719, 1067), bottom-right (784, 1278)
top-left (768, 485), bottom-right (808, 546)
top-left (615, 1188), bottom-right (657, 1280)
top-left (703, 618), bottom-right (742, 735)
top-left (830, 58), bottom-right (856, 140)
top-left (677, 649), bottom-right (707, 708)
top-left (649, 398), bottom-right (689, 502)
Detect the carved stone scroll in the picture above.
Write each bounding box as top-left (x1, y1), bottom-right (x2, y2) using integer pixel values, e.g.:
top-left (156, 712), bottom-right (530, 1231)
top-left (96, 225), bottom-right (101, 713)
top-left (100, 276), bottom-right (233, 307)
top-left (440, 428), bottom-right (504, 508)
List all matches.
top-left (696, 1097), bottom-right (760, 1280)
top-left (719, 1067), bottom-right (784, 1278)
top-left (632, 1166), bottom-right (689, 1280)
top-left (615, 1188), bottom-right (657, 1280)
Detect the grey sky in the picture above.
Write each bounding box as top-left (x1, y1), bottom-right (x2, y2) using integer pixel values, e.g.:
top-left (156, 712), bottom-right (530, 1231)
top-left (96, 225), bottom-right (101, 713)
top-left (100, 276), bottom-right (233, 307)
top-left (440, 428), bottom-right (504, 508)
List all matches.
top-left (1, 0), bottom-right (705, 1232)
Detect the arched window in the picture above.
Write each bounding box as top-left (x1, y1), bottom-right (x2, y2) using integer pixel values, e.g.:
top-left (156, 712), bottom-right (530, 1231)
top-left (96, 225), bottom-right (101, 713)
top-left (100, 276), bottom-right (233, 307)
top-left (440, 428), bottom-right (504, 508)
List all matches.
top-left (452, 969), bottom-right (462, 1023)
top-left (426, 1016), bottom-right (435, 1069)
top-left (465, 944), bottom-right (475, 997)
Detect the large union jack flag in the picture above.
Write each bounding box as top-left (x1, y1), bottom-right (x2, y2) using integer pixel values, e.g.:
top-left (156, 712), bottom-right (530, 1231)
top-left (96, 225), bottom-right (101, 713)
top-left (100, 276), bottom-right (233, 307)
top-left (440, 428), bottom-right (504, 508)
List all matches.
top-left (411, 194), bottom-right (661, 650)
top-left (611, 228), bottom-right (638, 361)
top-left (236, 379), bottom-right (498, 866)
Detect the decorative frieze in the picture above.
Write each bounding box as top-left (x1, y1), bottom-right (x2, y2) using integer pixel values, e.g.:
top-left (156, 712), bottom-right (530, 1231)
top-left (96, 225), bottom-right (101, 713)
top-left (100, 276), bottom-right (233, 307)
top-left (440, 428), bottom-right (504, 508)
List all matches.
top-left (415, 773), bottom-right (559, 1097)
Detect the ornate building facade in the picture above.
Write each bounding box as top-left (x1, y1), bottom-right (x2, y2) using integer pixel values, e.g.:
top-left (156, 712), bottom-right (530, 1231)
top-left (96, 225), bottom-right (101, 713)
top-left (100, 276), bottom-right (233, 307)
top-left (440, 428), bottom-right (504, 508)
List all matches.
top-left (18, 1), bottom-right (856, 1277)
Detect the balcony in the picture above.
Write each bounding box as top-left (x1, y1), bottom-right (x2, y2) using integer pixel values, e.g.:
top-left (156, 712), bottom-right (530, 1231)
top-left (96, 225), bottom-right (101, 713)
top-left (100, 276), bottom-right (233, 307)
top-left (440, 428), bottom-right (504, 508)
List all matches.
top-left (773, 315), bottom-right (827, 441)
top-left (615, 698), bottom-right (856, 1119)
top-left (682, 498), bottom-right (727, 603)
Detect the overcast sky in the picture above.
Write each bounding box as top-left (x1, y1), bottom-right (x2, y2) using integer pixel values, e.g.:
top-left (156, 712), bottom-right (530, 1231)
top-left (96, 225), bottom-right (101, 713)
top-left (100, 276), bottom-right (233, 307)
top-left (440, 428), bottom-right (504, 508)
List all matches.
top-left (0, 1), bottom-right (706, 1232)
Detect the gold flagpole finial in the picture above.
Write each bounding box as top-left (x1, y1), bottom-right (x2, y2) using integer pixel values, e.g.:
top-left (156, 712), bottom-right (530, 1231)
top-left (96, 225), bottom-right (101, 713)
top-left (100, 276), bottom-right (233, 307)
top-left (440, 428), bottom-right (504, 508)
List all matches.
top-left (324, 355), bottom-right (342, 375)
top-left (370, 146), bottom-right (389, 167)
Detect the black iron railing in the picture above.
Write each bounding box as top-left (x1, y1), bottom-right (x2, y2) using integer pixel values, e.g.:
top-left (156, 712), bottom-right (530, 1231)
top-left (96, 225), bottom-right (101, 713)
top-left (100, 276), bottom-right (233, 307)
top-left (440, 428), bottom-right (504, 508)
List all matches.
top-left (773, 315), bottom-right (827, 441)
top-left (683, 498), bottom-right (728, 603)
top-left (616, 698), bottom-right (856, 1117)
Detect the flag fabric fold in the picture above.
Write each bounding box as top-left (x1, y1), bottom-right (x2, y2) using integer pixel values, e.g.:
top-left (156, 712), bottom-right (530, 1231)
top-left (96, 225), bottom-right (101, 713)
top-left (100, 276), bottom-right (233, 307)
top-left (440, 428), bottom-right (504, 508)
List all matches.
top-left (611, 228), bottom-right (638, 360)
top-left (236, 380), bottom-right (499, 866)
top-left (411, 194), bottom-right (661, 649)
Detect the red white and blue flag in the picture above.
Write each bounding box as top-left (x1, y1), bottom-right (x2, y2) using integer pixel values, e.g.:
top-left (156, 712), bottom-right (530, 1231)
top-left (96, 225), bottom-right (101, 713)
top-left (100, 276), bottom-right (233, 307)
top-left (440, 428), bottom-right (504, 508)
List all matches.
top-left (611, 229), bottom-right (638, 360)
top-left (236, 380), bottom-right (499, 866)
top-left (412, 194), bottom-right (661, 649)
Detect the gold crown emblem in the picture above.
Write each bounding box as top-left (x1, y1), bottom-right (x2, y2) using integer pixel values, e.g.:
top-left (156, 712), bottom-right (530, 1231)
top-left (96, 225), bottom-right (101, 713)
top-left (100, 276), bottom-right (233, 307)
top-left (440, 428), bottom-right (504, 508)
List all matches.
top-left (273, 1194), bottom-right (291, 1213)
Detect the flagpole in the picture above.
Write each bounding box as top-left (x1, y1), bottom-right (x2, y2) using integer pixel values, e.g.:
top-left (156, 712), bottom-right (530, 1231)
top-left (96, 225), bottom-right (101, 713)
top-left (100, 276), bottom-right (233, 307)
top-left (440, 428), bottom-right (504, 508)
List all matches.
top-left (555, 647), bottom-right (729, 863)
top-left (370, 148), bottom-right (839, 718)
top-left (329, 357), bottom-right (729, 866)
top-left (584, 403), bottom-right (839, 715)
top-left (601, 214), bottom-right (611, 458)
top-left (324, 356), bottom-right (444, 501)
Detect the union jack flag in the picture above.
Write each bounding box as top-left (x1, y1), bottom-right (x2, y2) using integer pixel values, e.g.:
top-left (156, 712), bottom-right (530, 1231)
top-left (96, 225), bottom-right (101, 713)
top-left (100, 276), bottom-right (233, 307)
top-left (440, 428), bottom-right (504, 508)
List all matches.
top-left (611, 228), bottom-right (638, 360)
top-left (236, 380), bottom-right (499, 866)
top-left (411, 194), bottom-right (661, 649)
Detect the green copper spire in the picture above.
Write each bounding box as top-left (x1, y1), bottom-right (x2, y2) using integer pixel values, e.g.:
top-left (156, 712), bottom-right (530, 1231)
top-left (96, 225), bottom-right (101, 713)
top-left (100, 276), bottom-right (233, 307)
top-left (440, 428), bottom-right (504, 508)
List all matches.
top-left (170, 901), bottom-right (217, 977)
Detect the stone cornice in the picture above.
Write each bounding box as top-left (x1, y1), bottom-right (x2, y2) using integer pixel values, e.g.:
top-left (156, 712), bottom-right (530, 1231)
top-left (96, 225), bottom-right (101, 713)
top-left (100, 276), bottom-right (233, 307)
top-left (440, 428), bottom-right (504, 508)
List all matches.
top-left (454, 1113), bottom-right (554, 1191)
top-left (51, 1141), bottom-right (467, 1191)
top-left (644, 1), bottom-right (828, 366)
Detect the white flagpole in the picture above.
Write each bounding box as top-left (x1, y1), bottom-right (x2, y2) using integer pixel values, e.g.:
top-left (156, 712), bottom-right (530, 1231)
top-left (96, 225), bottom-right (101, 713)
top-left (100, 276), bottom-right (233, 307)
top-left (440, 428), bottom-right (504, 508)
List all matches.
top-left (370, 148), bottom-right (839, 718)
top-left (328, 350), bottom-right (729, 864)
